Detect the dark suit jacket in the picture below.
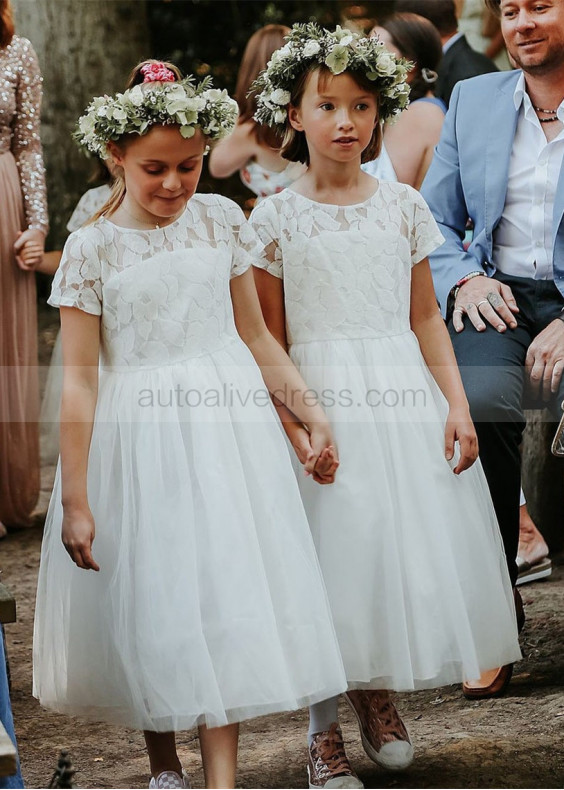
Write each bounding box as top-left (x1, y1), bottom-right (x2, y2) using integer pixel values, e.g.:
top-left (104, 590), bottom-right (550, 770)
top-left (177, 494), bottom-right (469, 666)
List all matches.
top-left (436, 34), bottom-right (498, 107)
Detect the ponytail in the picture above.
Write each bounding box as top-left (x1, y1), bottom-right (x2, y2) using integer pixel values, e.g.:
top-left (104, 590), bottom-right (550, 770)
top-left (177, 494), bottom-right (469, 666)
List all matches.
top-left (89, 174), bottom-right (126, 224)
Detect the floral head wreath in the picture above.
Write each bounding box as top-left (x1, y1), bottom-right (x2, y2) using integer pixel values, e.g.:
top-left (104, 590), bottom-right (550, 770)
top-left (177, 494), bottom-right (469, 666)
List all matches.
top-left (253, 23), bottom-right (411, 130)
top-left (75, 68), bottom-right (239, 158)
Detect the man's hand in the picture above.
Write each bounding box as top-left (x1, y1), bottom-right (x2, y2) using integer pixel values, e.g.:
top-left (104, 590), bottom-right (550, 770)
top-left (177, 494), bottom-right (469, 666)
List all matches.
top-left (453, 277), bottom-right (519, 333)
top-left (525, 319), bottom-right (564, 401)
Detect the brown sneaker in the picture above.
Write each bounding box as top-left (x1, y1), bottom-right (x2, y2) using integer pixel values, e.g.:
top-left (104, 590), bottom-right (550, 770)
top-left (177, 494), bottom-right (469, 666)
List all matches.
top-left (308, 723), bottom-right (364, 789)
top-left (345, 690), bottom-right (413, 771)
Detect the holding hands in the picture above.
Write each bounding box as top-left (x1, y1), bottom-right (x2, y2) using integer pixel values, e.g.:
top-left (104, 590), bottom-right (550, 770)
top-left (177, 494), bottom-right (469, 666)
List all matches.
top-left (14, 228), bottom-right (45, 271)
top-left (452, 277), bottom-right (519, 334)
top-left (288, 422), bottom-right (339, 485)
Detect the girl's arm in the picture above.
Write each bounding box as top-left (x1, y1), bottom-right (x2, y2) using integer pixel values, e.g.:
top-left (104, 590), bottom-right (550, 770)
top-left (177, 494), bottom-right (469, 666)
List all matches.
top-left (208, 120), bottom-right (257, 178)
top-left (252, 267), bottom-right (333, 474)
top-left (59, 306), bottom-right (101, 570)
top-left (385, 102), bottom-right (444, 189)
top-left (231, 268), bottom-right (338, 478)
top-left (410, 259), bottom-right (478, 474)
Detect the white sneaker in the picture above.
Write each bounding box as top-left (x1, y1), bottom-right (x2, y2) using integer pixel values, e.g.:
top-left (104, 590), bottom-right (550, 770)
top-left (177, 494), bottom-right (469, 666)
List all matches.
top-left (149, 768), bottom-right (191, 789)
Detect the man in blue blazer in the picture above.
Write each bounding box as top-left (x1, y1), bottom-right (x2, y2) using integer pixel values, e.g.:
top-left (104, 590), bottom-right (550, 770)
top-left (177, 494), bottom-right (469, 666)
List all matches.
top-left (422, 0), bottom-right (564, 698)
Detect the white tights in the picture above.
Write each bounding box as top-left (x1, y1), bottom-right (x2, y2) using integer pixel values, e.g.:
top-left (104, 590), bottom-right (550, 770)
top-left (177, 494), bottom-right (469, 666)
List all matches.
top-left (308, 695), bottom-right (340, 744)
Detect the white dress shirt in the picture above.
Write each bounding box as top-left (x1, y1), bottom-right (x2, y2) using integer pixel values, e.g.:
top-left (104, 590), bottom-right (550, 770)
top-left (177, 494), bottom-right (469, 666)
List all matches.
top-left (493, 72), bottom-right (564, 280)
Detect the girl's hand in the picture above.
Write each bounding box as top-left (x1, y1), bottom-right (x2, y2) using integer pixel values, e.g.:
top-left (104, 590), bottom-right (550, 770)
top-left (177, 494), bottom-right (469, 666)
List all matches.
top-left (312, 446), bottom-right (339, 485)
top-left (14, 229), bottom-right (45, 271)
top-left (291, 424), bottom-right (339, 484)
top-left (306, 422), bottom-right (339, 484)
top-left (61, 507), bottom-right (100, 571)
top-left (445, 408), bottom-right (478, 474)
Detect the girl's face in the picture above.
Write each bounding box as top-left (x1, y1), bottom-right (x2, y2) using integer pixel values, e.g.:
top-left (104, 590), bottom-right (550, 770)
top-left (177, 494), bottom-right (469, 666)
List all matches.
top-left (109, 125), bottom-right (206, 221)
top-left (289, 71), bottom-right (378, 166)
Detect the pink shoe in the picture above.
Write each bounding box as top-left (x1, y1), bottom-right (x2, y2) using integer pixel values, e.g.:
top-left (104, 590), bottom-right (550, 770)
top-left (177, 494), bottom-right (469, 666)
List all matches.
top-left (345, 690), bottom-right (413, 771)
top-left (308, 723), bottom-right (364, 788)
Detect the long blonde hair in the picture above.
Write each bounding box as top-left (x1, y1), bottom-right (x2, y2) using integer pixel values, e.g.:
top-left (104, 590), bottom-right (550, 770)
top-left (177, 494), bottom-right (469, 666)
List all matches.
top-left (90, 59), bottom-right (183, 223)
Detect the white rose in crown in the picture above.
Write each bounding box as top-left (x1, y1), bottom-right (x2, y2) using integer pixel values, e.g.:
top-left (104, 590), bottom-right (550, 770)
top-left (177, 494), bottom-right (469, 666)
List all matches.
top-left (202, 89), bottom-right (224, 103)
top-left (303, 40), bottom-right (321, 57)
top-left (333, 25), bottom-right (354, 47)
top-left (271, 88), bottom-right (291, 106)
top-left (377, 53), bottom-right (397, 77)
top-left (270, 44), bottom-right (292, 66)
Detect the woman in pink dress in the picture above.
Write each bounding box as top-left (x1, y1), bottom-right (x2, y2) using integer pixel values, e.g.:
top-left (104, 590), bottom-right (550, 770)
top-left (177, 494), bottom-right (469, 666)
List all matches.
top-left (0, 0), bottom-right (48, 533)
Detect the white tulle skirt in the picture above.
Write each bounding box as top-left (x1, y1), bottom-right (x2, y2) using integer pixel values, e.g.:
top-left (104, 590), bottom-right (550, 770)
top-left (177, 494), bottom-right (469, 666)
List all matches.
top-left (290, 330), bottom-right (522, 691)
top-left (33, 339), bottom-right (346, 731)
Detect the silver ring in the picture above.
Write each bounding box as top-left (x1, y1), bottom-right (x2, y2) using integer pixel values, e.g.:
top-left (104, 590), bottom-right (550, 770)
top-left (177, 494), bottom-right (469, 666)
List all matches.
top-left (476, 299), bottom-right (489, 308)
top-left (453, 307), bottom-right (464, 314)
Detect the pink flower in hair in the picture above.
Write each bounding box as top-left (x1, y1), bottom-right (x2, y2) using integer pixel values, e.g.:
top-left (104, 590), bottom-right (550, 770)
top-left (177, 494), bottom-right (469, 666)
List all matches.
top-left (141, 62), bottom-right (177, 83)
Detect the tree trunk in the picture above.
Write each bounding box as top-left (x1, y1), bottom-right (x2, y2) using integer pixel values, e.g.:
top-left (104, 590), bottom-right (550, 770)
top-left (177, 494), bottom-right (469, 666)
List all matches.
top-left (521, 410), bottom-right (564, 552)
top-left (12, 0), bottom-right (150, 248)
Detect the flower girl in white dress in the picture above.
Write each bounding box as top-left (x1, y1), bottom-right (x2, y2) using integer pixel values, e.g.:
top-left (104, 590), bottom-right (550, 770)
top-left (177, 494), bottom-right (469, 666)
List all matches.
top-left (33, 61), bottom-right (346, 790)
top-left (250, 24), bottom-right (522, 788)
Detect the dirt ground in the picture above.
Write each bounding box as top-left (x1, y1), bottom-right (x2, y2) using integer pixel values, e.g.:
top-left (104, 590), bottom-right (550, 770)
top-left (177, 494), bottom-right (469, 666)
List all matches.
top-left (1, 307), bottom-right (563, 790)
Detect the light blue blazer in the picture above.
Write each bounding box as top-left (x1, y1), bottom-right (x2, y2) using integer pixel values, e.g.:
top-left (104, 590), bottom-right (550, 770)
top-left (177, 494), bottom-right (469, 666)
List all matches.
top-left (421, 70), bottom-right (564, 317)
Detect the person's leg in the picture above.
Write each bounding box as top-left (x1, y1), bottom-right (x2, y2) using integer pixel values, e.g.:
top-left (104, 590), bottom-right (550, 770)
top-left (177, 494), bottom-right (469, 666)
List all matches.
top-left (198, 723), bottom-right (238, 790)
top-left (307, 697), bottom-right (363, 788)
top-left (308, 697), bottom-right (339, 744)
top-left (448, 275), bottom-right (535, 586)
top-left (143, 731), bottom-right (183, 780)
top-left (517, 502), bottom-right (551, 582)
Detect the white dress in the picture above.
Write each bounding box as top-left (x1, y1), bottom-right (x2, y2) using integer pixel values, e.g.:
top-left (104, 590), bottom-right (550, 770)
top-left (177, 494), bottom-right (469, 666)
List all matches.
top-left (250, 184), bottom-right (522, 691)
top-left (33, 193), bottom-right (346, 731)
top-left (360, 141), bottom-right (398, 182)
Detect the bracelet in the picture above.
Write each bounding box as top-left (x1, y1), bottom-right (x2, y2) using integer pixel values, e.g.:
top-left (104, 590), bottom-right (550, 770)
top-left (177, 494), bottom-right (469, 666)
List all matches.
top-left (451, 271), bottom-right (487, 302)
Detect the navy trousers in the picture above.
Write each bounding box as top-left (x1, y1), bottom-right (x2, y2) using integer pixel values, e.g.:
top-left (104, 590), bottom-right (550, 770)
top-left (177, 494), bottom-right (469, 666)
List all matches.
top-left (449, 272), bottom-right (564, 586)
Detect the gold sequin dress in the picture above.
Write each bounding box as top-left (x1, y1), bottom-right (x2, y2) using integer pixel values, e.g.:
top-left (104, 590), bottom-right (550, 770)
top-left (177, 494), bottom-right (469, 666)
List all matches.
top-left (0, 36), bottom-right (48, 527)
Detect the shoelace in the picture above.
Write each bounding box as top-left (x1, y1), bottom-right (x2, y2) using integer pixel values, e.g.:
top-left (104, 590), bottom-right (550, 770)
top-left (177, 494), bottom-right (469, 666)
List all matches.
top-left (311, 728), bottom-right (353, 779)
top-left (368, 694), bottom-right (408, 741)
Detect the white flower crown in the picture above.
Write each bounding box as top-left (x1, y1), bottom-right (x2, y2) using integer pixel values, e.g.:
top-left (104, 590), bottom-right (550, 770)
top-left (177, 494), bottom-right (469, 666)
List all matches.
top-left (75, 74), bottom-right (239, 158)
top-left (253, 23), bottom-right (411, 130)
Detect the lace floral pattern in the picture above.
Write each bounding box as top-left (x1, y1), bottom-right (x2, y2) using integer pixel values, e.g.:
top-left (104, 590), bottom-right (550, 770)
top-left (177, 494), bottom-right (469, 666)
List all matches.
top-left (250, 184), bottom-right (444, 344)
top-left (0, 36), bottom-right (48, 233)
top-left (49, 194), bottom-right (262, 367)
